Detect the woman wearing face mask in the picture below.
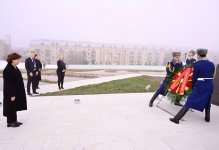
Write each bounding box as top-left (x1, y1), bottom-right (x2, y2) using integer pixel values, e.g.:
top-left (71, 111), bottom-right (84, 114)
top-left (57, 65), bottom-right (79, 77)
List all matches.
top-left (3, 53), bottom-right (27, 127)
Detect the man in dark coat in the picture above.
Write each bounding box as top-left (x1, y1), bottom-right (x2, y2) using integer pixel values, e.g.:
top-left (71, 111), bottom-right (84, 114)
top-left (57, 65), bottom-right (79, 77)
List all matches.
top-left (34, 54), bottom-right (42, 89)
top-left (57, 56), bottom-right (66, 90)
top-left (170, 48), bottom-right (216, 124)
top-left (149, 52), bottom-right (183, 107)
top-left (25, 51), bottom-right (39, 95)
top-left (3, 53), bottom-right (27, 127)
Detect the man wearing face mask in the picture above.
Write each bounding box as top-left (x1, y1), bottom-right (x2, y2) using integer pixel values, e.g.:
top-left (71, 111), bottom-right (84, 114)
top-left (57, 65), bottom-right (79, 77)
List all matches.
top-left (170, 48), bottom-right (215, 124)
top-left (149, 52), bottom-right (183, 107)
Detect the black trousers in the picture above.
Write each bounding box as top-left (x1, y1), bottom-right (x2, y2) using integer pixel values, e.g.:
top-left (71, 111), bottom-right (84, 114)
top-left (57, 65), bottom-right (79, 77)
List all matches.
top-left (57, 72), bottom-right (65, 87)
top-left (36, 76), bottom-right (41, 88)
top-left (36, 79), bottom-right (39, 88)
top-left (7, 111), bottom-right (17, 123)
top-left (27, 74), bottom-right (37, 93)
top-left (36, 72), bottom-right (42, 88)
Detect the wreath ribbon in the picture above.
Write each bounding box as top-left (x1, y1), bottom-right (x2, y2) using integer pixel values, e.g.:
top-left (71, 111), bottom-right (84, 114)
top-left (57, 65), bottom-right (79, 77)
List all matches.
top-left (168, 68), bottom-right (193, 95)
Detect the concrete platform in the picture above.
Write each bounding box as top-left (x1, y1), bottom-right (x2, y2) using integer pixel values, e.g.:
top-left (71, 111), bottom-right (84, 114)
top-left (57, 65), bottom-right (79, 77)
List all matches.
top-left (1, 93), bottom-right (219, 150)
top-left (0, 74), bottom-right (218, 150)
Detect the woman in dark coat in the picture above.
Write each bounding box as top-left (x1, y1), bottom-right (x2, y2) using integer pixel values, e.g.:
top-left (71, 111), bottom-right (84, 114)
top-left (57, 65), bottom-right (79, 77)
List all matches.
top-left (3, 53), bottom-right (27, 127)
top-left (170, 49), bottom-right (215, 124)
top-left (57, 56), bottom-right (66, 90)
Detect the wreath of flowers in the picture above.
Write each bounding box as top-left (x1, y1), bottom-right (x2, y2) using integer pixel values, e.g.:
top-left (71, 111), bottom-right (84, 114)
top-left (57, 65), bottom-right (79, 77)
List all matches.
top-left (166, 68), bottom-right (193, 104)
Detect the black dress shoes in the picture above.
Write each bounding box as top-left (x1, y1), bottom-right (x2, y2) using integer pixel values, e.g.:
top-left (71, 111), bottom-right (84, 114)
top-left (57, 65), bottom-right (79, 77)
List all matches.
top-left (59, 87), bottom-right (61, 90)
top-left (7, 123), bottom-right (20, 127)
top-left (61, 86), bottom-right (64, 89)
top-left (33, 92), bottom-right (39, 95)
top-left (27, 93), bottom-right (32, 96)
top-left (15, 121), bottom-right (23, 126)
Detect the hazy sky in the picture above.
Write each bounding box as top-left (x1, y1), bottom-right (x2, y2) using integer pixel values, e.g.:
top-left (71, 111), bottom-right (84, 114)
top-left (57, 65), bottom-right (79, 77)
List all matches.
top-left (0, 0), bottom-right (219, 50)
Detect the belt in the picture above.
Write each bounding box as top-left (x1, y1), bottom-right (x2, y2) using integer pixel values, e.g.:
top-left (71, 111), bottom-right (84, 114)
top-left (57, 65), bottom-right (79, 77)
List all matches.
top-left (197, 78), bottom-right (213, 81)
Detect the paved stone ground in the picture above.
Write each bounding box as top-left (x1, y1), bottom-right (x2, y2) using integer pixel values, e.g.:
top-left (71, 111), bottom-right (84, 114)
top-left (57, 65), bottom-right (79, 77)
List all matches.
top-left (1, 93), bottom-right (219, 150)
top-left (1, 74), bottom-right (219, 150)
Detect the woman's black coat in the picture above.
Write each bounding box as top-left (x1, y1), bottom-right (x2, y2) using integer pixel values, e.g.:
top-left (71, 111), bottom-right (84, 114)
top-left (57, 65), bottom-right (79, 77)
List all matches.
top-left (3, 64), bottom-right (27, 117)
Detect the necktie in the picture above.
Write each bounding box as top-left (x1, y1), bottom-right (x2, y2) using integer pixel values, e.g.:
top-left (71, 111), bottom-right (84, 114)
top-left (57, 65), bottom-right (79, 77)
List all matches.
top-left (33, 59), bottom-right (36, 68)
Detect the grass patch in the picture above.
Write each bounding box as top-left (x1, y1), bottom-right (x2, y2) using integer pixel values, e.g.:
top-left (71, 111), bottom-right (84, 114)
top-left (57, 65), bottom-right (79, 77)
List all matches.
top-left (40, 69), bottom-right (99, 78)
top-left (127, 70), bottom-right (164, 72)
top-left (40, 75), bottom-right (163, 96)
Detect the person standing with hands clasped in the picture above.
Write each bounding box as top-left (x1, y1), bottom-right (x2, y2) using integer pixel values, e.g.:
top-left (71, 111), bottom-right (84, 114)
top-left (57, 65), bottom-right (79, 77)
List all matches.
top-left (25, 51), bottom-right (39, 95)
top-left (57, 56), bottom-right (66, 90)
top-left (3, 53), bottom-right (27, 127)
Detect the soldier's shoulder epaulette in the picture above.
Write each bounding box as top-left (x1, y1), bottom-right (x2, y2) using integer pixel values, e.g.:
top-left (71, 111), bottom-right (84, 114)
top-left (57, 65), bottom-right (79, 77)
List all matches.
top-left (166, 61), bottom-right (171, 67)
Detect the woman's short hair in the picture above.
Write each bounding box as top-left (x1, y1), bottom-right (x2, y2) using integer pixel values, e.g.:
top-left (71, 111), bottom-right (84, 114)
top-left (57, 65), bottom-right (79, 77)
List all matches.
top-left (6, 53), bottom-right (21, 64)
top-left (189, 50), bottom-right (196, 56)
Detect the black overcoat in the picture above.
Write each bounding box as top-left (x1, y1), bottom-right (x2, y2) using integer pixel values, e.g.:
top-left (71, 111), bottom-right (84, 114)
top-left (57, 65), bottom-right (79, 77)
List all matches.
top-left (3, 64), bottom-right (27, 117)
top-left (56, 60), bottom-right (66, 73)
top-left (36, 59), bottom-right (42, 80)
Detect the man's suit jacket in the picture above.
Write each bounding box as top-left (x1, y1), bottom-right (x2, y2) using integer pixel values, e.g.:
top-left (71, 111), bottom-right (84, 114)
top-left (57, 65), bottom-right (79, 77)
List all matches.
top-left (25, 57), bottom-right (37, 75)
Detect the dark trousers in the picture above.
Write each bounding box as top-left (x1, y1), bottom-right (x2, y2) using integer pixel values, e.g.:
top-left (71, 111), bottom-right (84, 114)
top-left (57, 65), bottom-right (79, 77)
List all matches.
top-left (36, 72), bottom-right (41, 88)
top-left (57, 72), bottom-right (65, 87)
top-left (36, 76), bottom-right (41, 88)
top-left (7, 111), bottom-right (17, 123)
top-left (27, 74), bottom-right (37, 93)
top-left (36, 79), bottom-right (39, 88)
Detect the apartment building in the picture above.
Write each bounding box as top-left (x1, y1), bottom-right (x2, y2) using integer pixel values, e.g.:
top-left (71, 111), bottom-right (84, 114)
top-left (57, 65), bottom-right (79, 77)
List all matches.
top-left (29, 40), bottom-right (184, 65)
